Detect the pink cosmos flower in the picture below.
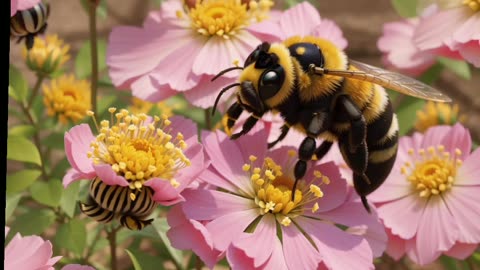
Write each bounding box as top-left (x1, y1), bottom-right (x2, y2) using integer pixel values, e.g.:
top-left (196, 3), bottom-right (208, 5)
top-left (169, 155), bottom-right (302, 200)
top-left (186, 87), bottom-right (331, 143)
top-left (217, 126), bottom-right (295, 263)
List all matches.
top-left (62, 109), bottom-right (208, 206)
top-left (167, 125), bottom-right (386, 269)
top-left (249, 1), bottom-right (348, 49)
top-left (377, 6), bottom-right (461, 76)
top-left (414, 1), bottom-right (480, 67)
top-left (107, 0), bottom-right (275, 108)
top-left (11, 0), bottom-right (41, 16)
top-left (369, 123), bottom-right (480, 265)
top-left (4, 227), bottom-right (61, 270)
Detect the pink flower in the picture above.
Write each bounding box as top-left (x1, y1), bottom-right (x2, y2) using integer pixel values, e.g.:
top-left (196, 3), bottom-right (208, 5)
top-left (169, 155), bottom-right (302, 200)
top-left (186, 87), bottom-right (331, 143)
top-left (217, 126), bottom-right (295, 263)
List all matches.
top-left (377, 6), bottom-right (461, 76)
top-left (414, 2), bottom-right (480, 67)
top-left (369, 123), bottom-right (480, 265)
top-left (11, 0), bottom-right (41, 16)
top-left (107, 0), bottom-right (275, 108)
top-left (4, 227), bottom-right (61, 270)
top-left (248, 1), bottom-right (348, 49)
top-left (62, 109), bottom-right (208, 206)
top-left (167, 126), bottom-right (386, 269)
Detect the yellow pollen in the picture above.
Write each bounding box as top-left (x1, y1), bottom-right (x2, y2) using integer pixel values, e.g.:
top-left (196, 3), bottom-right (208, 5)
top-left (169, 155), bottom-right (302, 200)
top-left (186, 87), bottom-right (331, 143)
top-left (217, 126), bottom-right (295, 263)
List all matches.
top-left (242, 164), bottom-right (251, 171)
top-left (404, 146), bottom-right (462, 198)
top-left (463, 0), bottom-right (480, 11)
top-left (280, 217), bottom-right (292, 226)
top-left (88, 109), bottom-right (190, 190)
top-left (312, 202), bottom-right (319, 213)
top-left (129, 192), bottom-right (136, 201)
top-left (249, 155), bottom-right (257, 162)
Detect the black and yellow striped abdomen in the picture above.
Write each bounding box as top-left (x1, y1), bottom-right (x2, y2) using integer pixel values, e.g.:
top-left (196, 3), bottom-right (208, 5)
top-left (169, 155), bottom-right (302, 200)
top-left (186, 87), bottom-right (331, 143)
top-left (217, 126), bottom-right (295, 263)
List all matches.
top-left (80, 178), bottom-right (158, 230)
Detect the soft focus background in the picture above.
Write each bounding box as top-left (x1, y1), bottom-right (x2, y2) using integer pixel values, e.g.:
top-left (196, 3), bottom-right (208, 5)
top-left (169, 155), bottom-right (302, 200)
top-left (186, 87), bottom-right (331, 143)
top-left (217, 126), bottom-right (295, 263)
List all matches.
top-left (9, 0), bottom-right (480, 141)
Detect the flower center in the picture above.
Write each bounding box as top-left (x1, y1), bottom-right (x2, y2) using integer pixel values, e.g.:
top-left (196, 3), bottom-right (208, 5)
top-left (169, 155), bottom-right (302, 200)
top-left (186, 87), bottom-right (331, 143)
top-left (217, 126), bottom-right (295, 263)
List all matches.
top-left (243, 152), bottom-right (329, 226)
top-left (401, 145), bottom-right (462, 198)
top-left (185, 0), bottom-right (273, 39)
top-left (87, 108), bottom-right (191, 191)
top-left (463, 0), bottom-right (480, 11)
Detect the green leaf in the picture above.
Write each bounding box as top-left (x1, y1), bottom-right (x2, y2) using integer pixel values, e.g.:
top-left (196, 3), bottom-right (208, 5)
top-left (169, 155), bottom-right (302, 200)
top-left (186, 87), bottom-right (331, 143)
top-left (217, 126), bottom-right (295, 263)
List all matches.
top-left (152, 219), bottom-right (184, 269)
top-left (42, 132), bottom-right (66, 150)
top-left (50, 157), bottom-right (71, 179)
top-left (55, 219), bottom-right (87, 256)
top-left (6, 193), bottom-right (22, 223)
top-left (7, 135), bottom-right (42, 165)
top-left (30, 180), bottom-right (63, 207)
top-left (8, 125), bottom-right (36, 138)
top-left (75, 38), bottom-right (107, 79)
top-left (7, 169), bottom-right (42, 195)
top-left (419, 63), bottom-right (443, 85)
top-left (97, 94), bottom-right (119, 116)
top-left (125, 249), bottom-right (144, 270)
top-left (11, 209), bottom-right (56, 236)
top-left (60, 181), bottom-right (81, 218)
top-left (396, 96), bottom-right (425, 135)
top-left (391, 0), bottom-right (418, 17)
top-left (9, 64), bottom-right (28, 103)
top-left (438, 57), bottom-right (471, 80)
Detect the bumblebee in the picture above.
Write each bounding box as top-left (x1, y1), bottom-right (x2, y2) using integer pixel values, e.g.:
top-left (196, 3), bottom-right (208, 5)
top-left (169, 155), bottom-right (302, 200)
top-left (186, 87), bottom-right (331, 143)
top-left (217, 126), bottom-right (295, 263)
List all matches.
top-left (212, 36), bottom-right (451, 212)
top-left (10, 1), bottom-right (50, 50)
top-left (80, 178), bottom-right (158, 230)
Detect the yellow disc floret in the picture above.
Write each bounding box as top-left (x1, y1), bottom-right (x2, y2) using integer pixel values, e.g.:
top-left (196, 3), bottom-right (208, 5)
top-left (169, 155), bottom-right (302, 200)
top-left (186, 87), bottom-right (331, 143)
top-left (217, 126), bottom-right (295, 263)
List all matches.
top-left (87, 108), bottom-right (191, 190)
top-left (43, 74), bottom-right (90, 124)
top-left (401, 145), bottom-right (462, 197)
top-left (415, 101), bottom-right (466, 133)
top-left (244, 156), bottom-right (330, 226)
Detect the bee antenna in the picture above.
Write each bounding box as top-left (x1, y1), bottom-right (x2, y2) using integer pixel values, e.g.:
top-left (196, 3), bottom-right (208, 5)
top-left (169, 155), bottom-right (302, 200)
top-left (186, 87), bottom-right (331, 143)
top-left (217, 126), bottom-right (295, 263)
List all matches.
top-left (212, 83), bottom-right (241, 116)
top-left (211, 66), bottom-right (244, 82)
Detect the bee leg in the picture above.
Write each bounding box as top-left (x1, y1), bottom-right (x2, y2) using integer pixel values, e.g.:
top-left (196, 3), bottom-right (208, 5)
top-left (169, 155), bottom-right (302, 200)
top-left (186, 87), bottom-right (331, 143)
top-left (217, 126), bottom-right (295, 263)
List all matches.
top-left (79, 197), bottom-right (115, 223)
top-left (25, 34), bottom-right (34, 50)
top-left (336, 95), bottom-right (366, 153)
top-left (230, 114), bottom-right (260, 140)
top-left (267, 124), bottom-right (290, 149)
top-left (224, 102), bottom-right (244, 133)
top-left (120, 215), bottom-right (154, 230)
top-left (314, 140), bottom-right (333, 161)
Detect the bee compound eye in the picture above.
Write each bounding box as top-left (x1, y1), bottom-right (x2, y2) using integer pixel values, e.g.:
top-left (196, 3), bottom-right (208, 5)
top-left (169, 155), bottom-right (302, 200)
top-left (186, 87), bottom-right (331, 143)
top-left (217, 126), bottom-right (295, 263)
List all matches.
top-left (259, 66), bottom-right (285, 100)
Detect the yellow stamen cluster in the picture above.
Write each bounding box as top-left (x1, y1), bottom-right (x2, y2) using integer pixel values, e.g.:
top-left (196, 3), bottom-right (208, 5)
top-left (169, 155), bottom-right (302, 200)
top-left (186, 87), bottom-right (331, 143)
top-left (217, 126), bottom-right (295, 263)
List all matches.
top-left (185, 0), bottom-right (273, 39)
top-left (243, 155), bottom-right (330, 226)
top-left (415, 101), bottom-right (466, 133)
top-left (87, 108), bottom-right (191, 190)
top-left (22, 34), bottom-right (70, 75)
top-left (401, 145), bottom-right (462, 198)
top-left (463, 0), bottom-right (480, 11)
top-left (43, 74), bottom-right (90, 124)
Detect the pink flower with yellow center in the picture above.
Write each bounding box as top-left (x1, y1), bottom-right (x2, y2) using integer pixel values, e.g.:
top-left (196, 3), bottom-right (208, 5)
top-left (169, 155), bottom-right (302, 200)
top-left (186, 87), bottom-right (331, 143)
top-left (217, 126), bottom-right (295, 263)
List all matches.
top-left (369, 123), bottom-right (480, 265)
top-left (414, 0), bottom-right (480, 67)
top-left (167, 126), bottom-right (387, 269)
top-left (62, 108), bottom-right (208, 206)
top-left (107, 0), bottom-right (273, 108)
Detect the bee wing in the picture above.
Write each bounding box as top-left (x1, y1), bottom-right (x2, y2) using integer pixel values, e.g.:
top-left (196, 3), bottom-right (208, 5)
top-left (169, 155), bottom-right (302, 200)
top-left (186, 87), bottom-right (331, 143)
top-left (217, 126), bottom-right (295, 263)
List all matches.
top-left (348, 60), bottom-right (451, 102)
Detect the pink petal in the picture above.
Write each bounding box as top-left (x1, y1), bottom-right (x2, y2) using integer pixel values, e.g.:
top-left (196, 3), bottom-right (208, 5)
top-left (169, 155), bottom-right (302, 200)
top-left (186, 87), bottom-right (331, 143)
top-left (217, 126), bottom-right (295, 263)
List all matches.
top-left (62, 168), bottom-right (92, 188)
top-left (193, 31), bottom-right (259, 77)
top-left (17, 0), bottom-right (41, 10)
top-left (64, 124), bottom-right (95, 176)
top-left (236, 122), bottom-right (269, 165)
top-left (297, 216), bottom-right (374, 270)
top-left (258, 237), bottom-right (288, 270)
top-left (376, 194), bottom-right (427, 239)
top-left (229, 215), bottom-right (277, 267)
top-left (144, 178), bottom-right (184, 206)
top-left (453, 12), bottom-right (480, 42)
top-left (61, 265), bottom-right (96, 270)
top-left (182, 189), bottom-right (252, 220)
top-left (414, 7), bottom-right (467, 50)
top-left (279, 2), bottom-right (322, 38)
top-left (201, 130), bottom-right (255, 196)
top-left (5, 234), bottom-right (57, 270)
top-left (166, 205), bottom-right (222, 268)
top-left (247, 20), bottom-right (284, 42)
top-left (226, 244), bottom-right (257, 270)
top-left (385, 229), bottom-right (407, 260)
top-left (168, 116), bottom-right (199, 142)
top-left (197, 168), bottom-right (239, 193)
top-left (130, 75), bottom-right (178, 102)
top-left (457, 40), bottom-right (480, 67)
top-left (443, 186), bottom-right (480, 243)
top-left (93, 164), bottom-right (129, 187)
top-left (281, 224), bottom-right (322, 269)
top-left (173, 144), bottom-right (207, 191)
top-left (440, 123), bottom-right (471, 160)
top-left (206, 209), bottom-right (259, 251)
top-left (5, 226), bottom-right (10, 238)
top-left (11, 0), bottom-right (18, 16)
top-left (369, 169), bottom-right (413, 203)
top-left (456, 147), bottom-right (480, 185)
top-left (310, 18), bottom-right (348, 50)
top-left (444, 242), bottom-right (478, 260)
top-left (415, 196), bottom-right (458, 265)
top-left (183, 74), bottom-right (237, 109)
top-left (420, 125), bottom-right (451, 149)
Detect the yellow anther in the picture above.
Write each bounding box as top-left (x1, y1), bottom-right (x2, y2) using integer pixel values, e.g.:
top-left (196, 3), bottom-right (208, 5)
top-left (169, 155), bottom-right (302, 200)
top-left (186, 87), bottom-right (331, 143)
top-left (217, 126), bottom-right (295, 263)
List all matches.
top-left (281, 217), bottom-right (291, 226)
top-left (312, 202), bottom-right (319, 213)
top-left (242, 164), bottom-right (251, 171)
top-left (249, 155), bottom-right (257, 162)
top-left (129, 192), bottom-right (136, 201)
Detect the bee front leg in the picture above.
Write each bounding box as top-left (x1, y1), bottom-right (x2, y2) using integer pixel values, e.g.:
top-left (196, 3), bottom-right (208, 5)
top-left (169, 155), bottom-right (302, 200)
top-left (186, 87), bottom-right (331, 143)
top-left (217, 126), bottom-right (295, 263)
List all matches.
top-left (224, 102), bottom-right (244, 133)
top-left (267, 124), bottom-right (290, 149)
top-left (230, 115), bottom-right (260, 140)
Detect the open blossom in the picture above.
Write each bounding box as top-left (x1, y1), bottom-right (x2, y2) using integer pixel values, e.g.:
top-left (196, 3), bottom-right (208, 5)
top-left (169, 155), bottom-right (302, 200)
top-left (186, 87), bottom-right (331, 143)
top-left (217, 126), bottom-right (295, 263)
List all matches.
top-left (62, 108), bottom-right (208, 206)
top-left (414, 0), bottom-right (480, 67)
top-left (369, 124), bottom-right (480, 265)
top-left (167, 126), bottom-right (386, 269)
top-left (248, 1), bottom-right (348, 49)
top-left (107, 0), bottom-right (273, 108)
top-left (377, 5), bottom-right (461, 76)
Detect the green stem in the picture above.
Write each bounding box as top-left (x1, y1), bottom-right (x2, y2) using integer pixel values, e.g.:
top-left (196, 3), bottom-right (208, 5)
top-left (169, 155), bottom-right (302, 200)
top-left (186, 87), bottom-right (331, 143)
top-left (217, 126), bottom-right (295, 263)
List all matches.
top-left (88, 0), bottom-right (98, 116)
top-left (467, 257), bottom-right (477, 270)
top-left (27, 74), bottom-right (45, 111)
top-left (195, 254), bottom-right (204, 270)
top-left (107, 225), bottom-right (121, 270)
top-left (204, 108), bottom-right (212, 130)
